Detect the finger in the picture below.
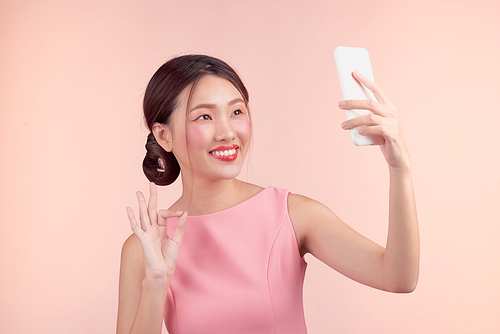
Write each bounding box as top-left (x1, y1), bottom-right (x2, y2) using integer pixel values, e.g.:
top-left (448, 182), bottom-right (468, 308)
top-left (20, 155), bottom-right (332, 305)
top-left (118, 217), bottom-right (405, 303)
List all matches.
top-left (126, 207), bottom-right (143, 236)
top-left (341, 113), bottom-right (385, 130)
top-left (170, 211), bottom-right (188, 247)
top-left (158, 210), bottom-right (183, 220)
top-left (358, 128), bottom-right (385, 145)
top-left (148, 182), bottom-right (158, 226)
top-left (359, 124), bottom-right (395, 141)
top-left (157, 210), bottom-right (184, 226)
top-left (351, 70), bottom-right (395, 108)
top-left (339, 99), bottom-right (390, 117)
top-left (136, 191), bottom-right (150, 230)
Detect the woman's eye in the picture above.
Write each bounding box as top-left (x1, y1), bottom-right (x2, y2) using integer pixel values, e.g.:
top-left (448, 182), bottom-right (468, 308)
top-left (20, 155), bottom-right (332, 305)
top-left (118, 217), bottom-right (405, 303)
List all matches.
top-left (232, 109), bottom-right (242, 116)
top-left (196, 114), bottom-right (211, 121)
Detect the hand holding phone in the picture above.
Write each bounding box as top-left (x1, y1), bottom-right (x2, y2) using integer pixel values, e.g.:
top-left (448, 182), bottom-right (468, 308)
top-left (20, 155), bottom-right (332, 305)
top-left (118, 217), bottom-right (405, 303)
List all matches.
top-left (334, 46), bottom-right (377, 146)
top-left (334, 47), bottom-right (411, 169)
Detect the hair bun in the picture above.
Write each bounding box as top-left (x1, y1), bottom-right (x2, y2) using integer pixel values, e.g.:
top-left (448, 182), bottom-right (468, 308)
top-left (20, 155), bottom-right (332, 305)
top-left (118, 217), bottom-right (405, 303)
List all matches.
top-left (142, 133), bottom-right (180, 186)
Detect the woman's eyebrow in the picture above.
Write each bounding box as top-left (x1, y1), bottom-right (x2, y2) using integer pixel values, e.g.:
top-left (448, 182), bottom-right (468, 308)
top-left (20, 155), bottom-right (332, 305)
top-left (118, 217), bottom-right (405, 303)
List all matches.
top-left (228, 98), bottom-right (245, 105)
top-left (189, 98), bottom-right (245, 113)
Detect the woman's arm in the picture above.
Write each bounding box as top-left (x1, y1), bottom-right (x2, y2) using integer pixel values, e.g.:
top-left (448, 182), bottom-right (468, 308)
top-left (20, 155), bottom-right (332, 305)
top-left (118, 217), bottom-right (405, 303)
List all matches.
top-left (116, 235), bottom-right (169, 334)
top-left (384, 165), bottom-right (419, 292)
top-left (289, 71), bottom-right (419, 293)
top-left (116, 183), bottom-right (187, 334)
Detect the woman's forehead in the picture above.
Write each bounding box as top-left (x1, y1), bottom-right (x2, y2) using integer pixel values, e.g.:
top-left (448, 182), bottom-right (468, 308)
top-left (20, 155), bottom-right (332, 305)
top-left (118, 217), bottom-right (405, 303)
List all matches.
top-left (171, 74), bottom-right (247, 121)
top-left (189, 75), bottom-right (243, 105)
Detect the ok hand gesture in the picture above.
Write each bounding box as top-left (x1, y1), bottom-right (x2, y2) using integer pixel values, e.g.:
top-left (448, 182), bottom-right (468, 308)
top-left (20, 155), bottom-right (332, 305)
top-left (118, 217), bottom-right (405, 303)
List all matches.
top-left (126, 183), bottom-right (187, 281)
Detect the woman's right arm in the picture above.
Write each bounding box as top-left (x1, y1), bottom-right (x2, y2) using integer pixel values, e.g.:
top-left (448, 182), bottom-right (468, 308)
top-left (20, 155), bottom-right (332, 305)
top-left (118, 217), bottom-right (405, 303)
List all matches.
top-left (116, 234), bottom-right (167, 334)
top-left (116, 183), bottom-right (187, 334)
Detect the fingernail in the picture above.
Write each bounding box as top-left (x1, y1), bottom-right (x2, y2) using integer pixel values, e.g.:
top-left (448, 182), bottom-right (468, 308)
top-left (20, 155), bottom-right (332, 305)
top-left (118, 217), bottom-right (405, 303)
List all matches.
top-left (338, 101), bottom-right (346, 109)
top-left (341, 121), bottom-right (349, 129)
top-left (358, 128), bottom-right (365, 135)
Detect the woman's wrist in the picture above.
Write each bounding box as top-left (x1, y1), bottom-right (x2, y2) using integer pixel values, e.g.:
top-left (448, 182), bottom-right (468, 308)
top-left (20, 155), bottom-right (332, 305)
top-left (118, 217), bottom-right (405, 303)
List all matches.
top-left (388, 157), bottom-right (412, 174)
top-left (389, 165), bottom-right (411, 175)
top-left (142, 276), bottom-right (170, 292)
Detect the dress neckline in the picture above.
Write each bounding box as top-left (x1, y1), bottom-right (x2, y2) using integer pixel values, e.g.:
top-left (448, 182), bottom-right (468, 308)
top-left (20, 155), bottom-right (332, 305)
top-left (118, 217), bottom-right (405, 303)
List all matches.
top-left (186, 186), bottom-right (270, 219)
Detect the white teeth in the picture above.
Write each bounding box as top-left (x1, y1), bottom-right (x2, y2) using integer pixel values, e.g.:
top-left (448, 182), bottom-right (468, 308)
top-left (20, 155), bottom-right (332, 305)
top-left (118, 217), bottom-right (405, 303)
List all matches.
top-left (212, 149), bottom-right (236, 156)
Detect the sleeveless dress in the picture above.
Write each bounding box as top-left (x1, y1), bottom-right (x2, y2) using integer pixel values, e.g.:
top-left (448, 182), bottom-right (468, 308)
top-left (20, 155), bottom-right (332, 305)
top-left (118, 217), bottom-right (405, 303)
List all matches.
top-left (164, 187), bottom-right (308, 334)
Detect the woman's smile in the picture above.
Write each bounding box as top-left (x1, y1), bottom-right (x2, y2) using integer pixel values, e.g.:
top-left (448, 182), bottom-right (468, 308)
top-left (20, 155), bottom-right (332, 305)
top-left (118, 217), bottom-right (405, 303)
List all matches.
top-left (209, 145), bottom-right (239, 161)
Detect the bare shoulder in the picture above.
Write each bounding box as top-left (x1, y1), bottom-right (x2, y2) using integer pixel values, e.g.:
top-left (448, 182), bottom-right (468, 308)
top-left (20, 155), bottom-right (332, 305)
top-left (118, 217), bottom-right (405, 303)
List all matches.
top-left (120, 234), bottom-right (144, 272)
top-left (122, 233), bottom-right (141, 255)
top-left (288, 193), bottom-right (327, 212)
top-left (287, 193), bottom-right (337, 223)
top-left (287, 193), bottom-right (342, 255)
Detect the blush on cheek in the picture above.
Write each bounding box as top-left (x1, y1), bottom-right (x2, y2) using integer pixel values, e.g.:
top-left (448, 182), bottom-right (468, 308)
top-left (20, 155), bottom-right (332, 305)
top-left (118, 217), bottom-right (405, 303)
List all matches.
top-left (237, 118), bottom-right (252, 142)
top-left (187, 126), bottom-right (209, 148)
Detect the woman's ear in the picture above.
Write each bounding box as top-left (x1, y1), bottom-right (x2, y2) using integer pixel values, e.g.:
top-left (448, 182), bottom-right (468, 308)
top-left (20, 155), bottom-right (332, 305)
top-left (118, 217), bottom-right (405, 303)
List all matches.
top-left (151, 122), bottom-right (173, 152)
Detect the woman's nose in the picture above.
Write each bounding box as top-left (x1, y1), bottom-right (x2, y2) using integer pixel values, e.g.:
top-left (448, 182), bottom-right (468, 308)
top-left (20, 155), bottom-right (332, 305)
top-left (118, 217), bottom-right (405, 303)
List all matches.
top-left (214, 118), bottom-right (235, 141)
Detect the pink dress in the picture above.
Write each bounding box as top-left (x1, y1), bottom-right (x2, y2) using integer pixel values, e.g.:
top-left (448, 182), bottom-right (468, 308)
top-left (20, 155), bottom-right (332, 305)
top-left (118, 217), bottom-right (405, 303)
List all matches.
top-left (164, 187), bottom-right (308, 333)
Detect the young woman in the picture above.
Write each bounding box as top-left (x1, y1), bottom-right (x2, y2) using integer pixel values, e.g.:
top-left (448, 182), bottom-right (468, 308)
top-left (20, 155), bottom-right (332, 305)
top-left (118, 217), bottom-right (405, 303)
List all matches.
top-left (116, 55), bottom-right (419, 334)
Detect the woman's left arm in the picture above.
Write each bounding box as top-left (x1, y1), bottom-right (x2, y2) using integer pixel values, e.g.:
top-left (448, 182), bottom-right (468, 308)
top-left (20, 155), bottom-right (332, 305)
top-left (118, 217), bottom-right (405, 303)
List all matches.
top-left (290, 71), bottom-right (419, 293)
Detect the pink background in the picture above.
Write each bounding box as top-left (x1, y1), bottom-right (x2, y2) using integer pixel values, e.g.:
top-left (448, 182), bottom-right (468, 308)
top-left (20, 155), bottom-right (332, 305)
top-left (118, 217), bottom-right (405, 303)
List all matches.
top-left (1, 0), bottom-right (499, 333)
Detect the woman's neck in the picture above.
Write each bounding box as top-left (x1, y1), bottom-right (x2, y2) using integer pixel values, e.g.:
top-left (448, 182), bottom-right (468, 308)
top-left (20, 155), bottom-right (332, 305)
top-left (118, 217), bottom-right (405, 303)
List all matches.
top-left (171, 177), bottom-right (262, 216)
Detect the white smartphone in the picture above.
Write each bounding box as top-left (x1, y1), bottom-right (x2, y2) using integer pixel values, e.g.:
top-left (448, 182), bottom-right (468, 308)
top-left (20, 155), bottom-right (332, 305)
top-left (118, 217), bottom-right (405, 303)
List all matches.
top-left (334, 46), bottom-right (377, 146)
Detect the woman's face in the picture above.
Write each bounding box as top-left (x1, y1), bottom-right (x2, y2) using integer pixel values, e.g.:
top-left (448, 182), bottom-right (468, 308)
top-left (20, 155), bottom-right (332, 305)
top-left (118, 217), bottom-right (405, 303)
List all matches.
top-left (168, 75), bottom-right (251, 183)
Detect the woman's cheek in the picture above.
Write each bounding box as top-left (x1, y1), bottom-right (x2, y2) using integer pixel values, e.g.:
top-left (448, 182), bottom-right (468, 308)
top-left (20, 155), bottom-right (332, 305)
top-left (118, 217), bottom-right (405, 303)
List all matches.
top-left (237, 117), bottom-right (252, 143)
top-left (187, 125), bottom-right (210, 148)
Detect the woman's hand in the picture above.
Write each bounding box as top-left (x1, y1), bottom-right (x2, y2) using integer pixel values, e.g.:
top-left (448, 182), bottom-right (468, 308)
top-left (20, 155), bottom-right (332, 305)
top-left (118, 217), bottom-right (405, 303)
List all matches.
top-left (126, 182), bottom-right (187, 281)
top-left (339, 71), bottom-right (410, 170)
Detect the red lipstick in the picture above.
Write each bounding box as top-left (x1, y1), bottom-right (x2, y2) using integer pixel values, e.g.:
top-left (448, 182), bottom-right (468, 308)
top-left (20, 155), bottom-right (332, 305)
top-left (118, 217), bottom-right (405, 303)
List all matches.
top-left (209, 145), bottom-right (239, 162)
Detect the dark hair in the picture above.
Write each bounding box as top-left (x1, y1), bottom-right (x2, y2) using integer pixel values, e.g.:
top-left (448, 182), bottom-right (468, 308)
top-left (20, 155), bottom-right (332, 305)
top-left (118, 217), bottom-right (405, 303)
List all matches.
top-left (142, 54), bottom-right (250, 185)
